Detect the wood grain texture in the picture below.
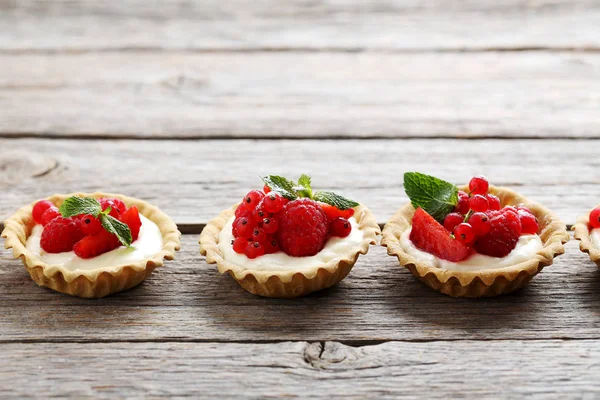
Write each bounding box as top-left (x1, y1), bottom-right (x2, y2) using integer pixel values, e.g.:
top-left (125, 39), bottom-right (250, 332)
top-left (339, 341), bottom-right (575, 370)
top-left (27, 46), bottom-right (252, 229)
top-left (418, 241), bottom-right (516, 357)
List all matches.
top-left (1, 52), bottom-right (599, 138)
top-left (1, 340), bottom-right (600, 398)
top-left (1, 0), bottom-right (599, 52)
top-left (1, 236), bottom-right (599, 343)
top-left (0, 138), bottom-right (595, 226)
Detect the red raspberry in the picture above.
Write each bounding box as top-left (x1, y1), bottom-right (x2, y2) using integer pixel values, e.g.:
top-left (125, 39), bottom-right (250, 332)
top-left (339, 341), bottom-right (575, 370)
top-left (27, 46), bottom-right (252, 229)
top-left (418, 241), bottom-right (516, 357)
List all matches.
top-left (234, 216), bottom-right (254, 238)
top-left (263, 193), bottom-right (285, 213)
top-left (518, 208), bottom-right (539, 235)
top-left (443, 212), bottom-right (464, 233)
top-left (410, 208), bottom-right (471, 262)
top-left (32, 200), bottom-right (54, 225)
top-left (262, 217), bottom-right (279, 234)
top-left (119, 206), bottom-right (142, 241)
top-left (73, 229), bottom-right (121, 259)
top-left (486, 194), bottom-right (501, 211)
top-left (454, 223), bottom-right (475, 245)
top-left (503, 206), bottom-right (519, 215)
top-left (277, 199), bottom-right (329, 257)
top-left (455, 191), bottom-right (470, 214)
top-left (319, 203), bottom-right (355, 222)
top-left (41, 207), bottom-right (61, 226)
top-left (474, 209), bottom-right (522, 257)
top-left (99, 198), bottom-right (126, 218)
top-left (468, 212), bottom-right (492, 236)
top-left (330, 217), bottom-right (352, 238)
top-left (469, 175), bottom-right (489, 195)
top-left (232, 237), bottom-right (248, 254)
top-left (590, 207), bottom-right (600, 229)
top-left (40, 217), bottom-right (85, 253)
top-left (264, 237), bottom-right (280, 254)
top-left (245, 241), bottom-right (265, 259)
top-left (469, 194), bottom-right (489, 212)
top-left (80, 214), bottom-right (103, 235)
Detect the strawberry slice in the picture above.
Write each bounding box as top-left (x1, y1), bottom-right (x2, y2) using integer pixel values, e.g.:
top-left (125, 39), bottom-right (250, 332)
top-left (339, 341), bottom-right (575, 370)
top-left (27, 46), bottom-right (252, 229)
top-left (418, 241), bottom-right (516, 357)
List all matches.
top-left (409, 208), bottom-right (471, 262)
top-left (73, 229), bottom-right (121, 259)
top-left (119, 206), bottom-right (142, 242)
top-left (319, 202), bottom-right (355, 222)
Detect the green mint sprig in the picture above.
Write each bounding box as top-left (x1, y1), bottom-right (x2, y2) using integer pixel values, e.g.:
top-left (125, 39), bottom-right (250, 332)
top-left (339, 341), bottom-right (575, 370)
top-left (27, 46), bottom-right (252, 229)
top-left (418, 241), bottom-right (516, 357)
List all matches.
top-left (261, 174), bottom-right (359, 210)
top-left (404, 172), bottom-right (458, 222)
top-left (59, 196), bottom-right (133, 247)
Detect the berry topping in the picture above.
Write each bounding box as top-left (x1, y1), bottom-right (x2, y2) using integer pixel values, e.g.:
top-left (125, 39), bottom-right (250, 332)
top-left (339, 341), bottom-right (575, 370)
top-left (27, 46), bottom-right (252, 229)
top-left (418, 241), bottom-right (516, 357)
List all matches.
top-left (245, 241), bottom-right (265, 259)
top-left (469, 194), bottom-right (489, 212)
top-left (234, 216), bottom-right (254, 239)
top-left (590, 207), bottom-right (600, 229)
top-left (410, 208), bottom-right (471, 262)
top-left (232, 237), bottom-right (248, 254)
top-left (32, 200), bottom-right (54, 225)
top-left (251, 227), bottom-right (268, 244)
top-left (469, 175), bottom-right (489, 195)
top-left (455, 191), bottom-right (470, 215)
top-left (242, 190), bottom-right (265, 210)
top-left (73, 229), bottom-right (121, 259)
top-left (40, 217), bottom-right (85, 253)
top-left (264, 238), bottom-right (280, 254)
top-left (443, 212), bottom-right (464, 233)
top-left (517, 208), bottom-right (539, 235)
top-left (330, 217), bottom-right (352, 238)
top-left (454, 223), bottom-right (476, 246)
top-left (277, 199), bottom-right (329, 257)
top-left (80, 214), bottom-right (103, 236)
top-left (263, 185), bottom-right (271, 194)
top-left (119, 205), bottom-right (142, 242)
top-left (99, 198), bottom-right (126, 218)
top-left (263, 193), bottom-right (285, 213)
top-left (319, 203), bottom-right (355, 222)
top-left (486, 194), bottom-right (501, 211)
top-left (468, 212), bottom-right (492, 237)
top-left (41, 207), bottom-right (61, 226)
top-left (262, 217), bottom-right (279, 234)
top-left (474, 209), bottom-right (522, 257)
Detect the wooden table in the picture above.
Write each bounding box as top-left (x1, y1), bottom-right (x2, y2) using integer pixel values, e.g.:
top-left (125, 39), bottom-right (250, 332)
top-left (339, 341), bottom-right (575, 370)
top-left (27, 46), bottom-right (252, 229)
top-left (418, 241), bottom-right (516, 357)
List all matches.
top-left (2, 1), bottom-right (600, 398)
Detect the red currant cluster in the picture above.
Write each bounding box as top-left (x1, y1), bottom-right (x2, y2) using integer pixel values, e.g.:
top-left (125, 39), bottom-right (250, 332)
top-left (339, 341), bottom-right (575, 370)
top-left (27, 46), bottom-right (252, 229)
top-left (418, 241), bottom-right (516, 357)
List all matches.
top-left (231, 186), bottom-right (355, 259)
top-left (442, 175), bottom-right (539, 248)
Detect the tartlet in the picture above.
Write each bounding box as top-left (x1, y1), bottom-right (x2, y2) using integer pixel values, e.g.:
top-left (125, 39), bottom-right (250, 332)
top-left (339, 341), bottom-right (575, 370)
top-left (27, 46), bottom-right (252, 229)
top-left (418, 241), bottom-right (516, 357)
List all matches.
top-left (2, 192), bottom-right (181, 298)
top-left (382, 184), bottom-right (569, 298)
top-left (573, 206), bottom-right (600, 267)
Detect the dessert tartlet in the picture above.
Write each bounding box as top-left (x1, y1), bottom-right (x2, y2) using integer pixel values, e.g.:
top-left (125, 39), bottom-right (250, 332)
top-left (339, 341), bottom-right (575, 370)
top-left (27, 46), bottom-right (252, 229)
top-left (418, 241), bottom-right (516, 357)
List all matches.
top-left (200, 174), bottom-right (380, 298)
top-left (381, 173), bottom-right (569, 298)
top-left (573, 205), bottom-right (600, 266)
top-left (2, 193), bottom-right (181, 298)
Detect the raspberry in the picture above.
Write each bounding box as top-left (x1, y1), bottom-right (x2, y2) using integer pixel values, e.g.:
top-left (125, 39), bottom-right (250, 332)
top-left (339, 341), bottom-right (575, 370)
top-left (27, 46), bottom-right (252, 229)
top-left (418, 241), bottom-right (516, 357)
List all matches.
top-left (443, 212), bottom-right (464, 233)
top-left (486, 194), bottom-right (501, 211)
top-left (330, 217), bottom-right (352, 238)
top-left (119, 206), bottom-right (142, 241)
top-left (590, 207), bottom-right (600, 229)
top-left (41, 207), bottom-right (61, 226)
top-left (455, 191), bottom-right (470, 214)
top-left (32, 200), bottom-right (54, 225)
top-left (454, 223), bottom-right (475, 245)
top-left (73, 229), bottom-right (120, 259)
top-left (469, 194), bottom-right (489, 212)
top-left (474, 209), bottom-right (522, 257)
top-left (234, 216), bottom-right (254, 238)
top-left (232, 237), bottom-right (248, 254)
top-left (251, 227), bottom-right (268, 244)
top-left (263, 193), bottom-right (285, 213)
top-left (80, 214), bottom-right (103, 236)
top-left (262, 217), bottom-right (279, 234)
top-left (40, 217), bottom-right (84, 253)
top-left (468, 212), bottom-right (491, 236)
top-left (469, 175), bottom-right (489, 195)
top-left (410, 208), bottom-right (471, 262)
top-left (319, 203), bottom-right (355, 222)
top-left (242, 190), bottom-right (264, 210)
top-left (504, 206), bottom-right (519, 215)
top-left (518, 209), bottom-right (538, 235)
top-left (245, 241), bottom-right (265, 259)
top-left (99, 198), bottom-right (126, 218)
top-left (277, 199), bottom-right (328, 257)
top-left (264, 237), bottom-right (280, 254)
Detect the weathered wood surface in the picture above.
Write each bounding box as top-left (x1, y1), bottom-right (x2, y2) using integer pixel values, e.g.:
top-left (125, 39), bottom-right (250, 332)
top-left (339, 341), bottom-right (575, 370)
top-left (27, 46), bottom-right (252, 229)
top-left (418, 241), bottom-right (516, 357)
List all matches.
top-left (1, 52), bottom-right (599, 138)
top-left (0, 138), bottom-right (595, 226)
top-left (2, 236), bottom-right (599, 343)
top-left (2, 340), bottom-right (600, 398)
top-left (2, 1), bottom-right (599, 52)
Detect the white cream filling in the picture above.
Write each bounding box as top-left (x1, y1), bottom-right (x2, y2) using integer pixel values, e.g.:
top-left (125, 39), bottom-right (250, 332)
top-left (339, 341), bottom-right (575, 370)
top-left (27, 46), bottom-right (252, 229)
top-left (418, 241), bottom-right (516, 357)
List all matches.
top-left (591, 228), bottom-right (600, 248)
top-left (218, 216), bottom-right (364, 272)
top-left (400, 228), bottom-right (543, 272)
top-left (25, 215), bottom-right (163, 272)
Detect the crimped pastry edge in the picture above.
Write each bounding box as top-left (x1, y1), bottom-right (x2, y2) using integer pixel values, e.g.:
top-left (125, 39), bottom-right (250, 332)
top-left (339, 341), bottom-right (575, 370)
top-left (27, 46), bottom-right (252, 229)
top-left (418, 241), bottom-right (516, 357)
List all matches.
top-left (381, 185), bottom-right (569, 298)
top-left (1, 193), bottom-right (181, 298)
top-left (573, 208), bottom-right (600, 267)
top-left (199, 203), bottom-right (380, 298)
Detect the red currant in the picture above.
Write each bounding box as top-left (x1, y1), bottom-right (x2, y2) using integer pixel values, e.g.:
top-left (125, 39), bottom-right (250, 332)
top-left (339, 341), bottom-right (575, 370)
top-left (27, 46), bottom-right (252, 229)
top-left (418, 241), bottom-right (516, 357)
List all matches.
top-left (80, 214), bottom-right (103, 235)
top-left (235, 204), bottom-right (252, 218)
top-left (469, 194), bottom-right (489, 212)
top-left (245, 241), bottom-right (265, 259)
top-left (32, 200), bottom-right (54, 225)
top-left (486, 194), bottom-right (501, 211)
top-left (455, 191), bottom-right (470, 214)
top-left (454, 223), bottom-right (475, 245)
top-left (242, 190), bottom-right (265, 210)
top-left (443, 212), bottom-right (464, 233)
top-left (590, 207), bottom-right (600, 229)
top-left (518, 209), bottom-right (539, 234)
top-left (469, 175), bottom-right (489, 195)
top-left (262, 217), bottom-right (279, 234)
top-left (264, 238), bottom-right (280, 254)
top-left (263, 185), bottom-right (271, 194)
top-left (232, 237), bottom-right (248, 254)
top-left (251, 227), bottom-right (268, 244)
top-left (234, 216), bottom-right (254, 238)
top-left (41, 207), bottom-right (61, 226)
top-left (253, 200), bottom-right (273, 222)
top-left (330, 217), bottom-right (352, 238)
top-left (263, 193), bottom-right (285, 213)
top-left (468, 212), bottom-right (491, 236)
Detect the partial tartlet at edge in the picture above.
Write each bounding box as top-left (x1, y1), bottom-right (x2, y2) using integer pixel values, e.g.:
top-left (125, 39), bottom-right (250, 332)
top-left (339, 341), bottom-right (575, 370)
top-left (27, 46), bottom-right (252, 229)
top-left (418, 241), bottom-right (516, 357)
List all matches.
top-left (573, 207), bottom-right (600, 267)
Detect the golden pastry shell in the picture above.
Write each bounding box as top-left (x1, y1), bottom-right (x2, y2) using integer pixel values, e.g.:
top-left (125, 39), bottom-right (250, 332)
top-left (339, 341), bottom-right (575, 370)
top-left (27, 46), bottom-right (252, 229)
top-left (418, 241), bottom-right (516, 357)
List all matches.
top-left (199, 203), bottom-right (380, 298)
top-left (2, 192), bottom-right (181, 298)
top-left (573, 207), bottom-right (600, 267)
top-left (381, 185), bottom-right (569, 298)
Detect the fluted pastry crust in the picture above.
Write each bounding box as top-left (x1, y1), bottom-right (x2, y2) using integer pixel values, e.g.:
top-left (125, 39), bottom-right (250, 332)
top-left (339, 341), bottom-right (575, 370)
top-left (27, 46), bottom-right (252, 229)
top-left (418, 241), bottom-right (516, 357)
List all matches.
top-left (573, 208), bottom-right (600, 267)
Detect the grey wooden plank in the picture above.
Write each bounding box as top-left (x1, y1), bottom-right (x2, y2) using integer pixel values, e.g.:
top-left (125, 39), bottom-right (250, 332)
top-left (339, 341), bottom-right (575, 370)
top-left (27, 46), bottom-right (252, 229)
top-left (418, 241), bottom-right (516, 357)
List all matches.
top-left (1, 236), bottom-right (599, 342)
top-left (1, 0), bottom-right (598, 52)
top-left (1, 52), bottom-right (599, 138)
top-left (0, 138), bottom-right (596, 226)
top-left (1, 340), bottom-right (599, 398)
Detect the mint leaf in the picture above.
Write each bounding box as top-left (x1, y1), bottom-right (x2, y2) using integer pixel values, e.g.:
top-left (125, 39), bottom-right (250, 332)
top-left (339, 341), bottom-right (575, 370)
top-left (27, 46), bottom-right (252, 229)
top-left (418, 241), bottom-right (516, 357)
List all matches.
top-left (99, 214), bottom-right (132, 247)
top-left (59, 196), bottom-right (102, 218)
top-left (313, 191), bottom-right (359, 210)
top-left (295, 174), bottom-right (312, 198)
top-left (404, 172), bottom-right (458, 222)
top-left (261, 175), bottom-right (298, 200)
